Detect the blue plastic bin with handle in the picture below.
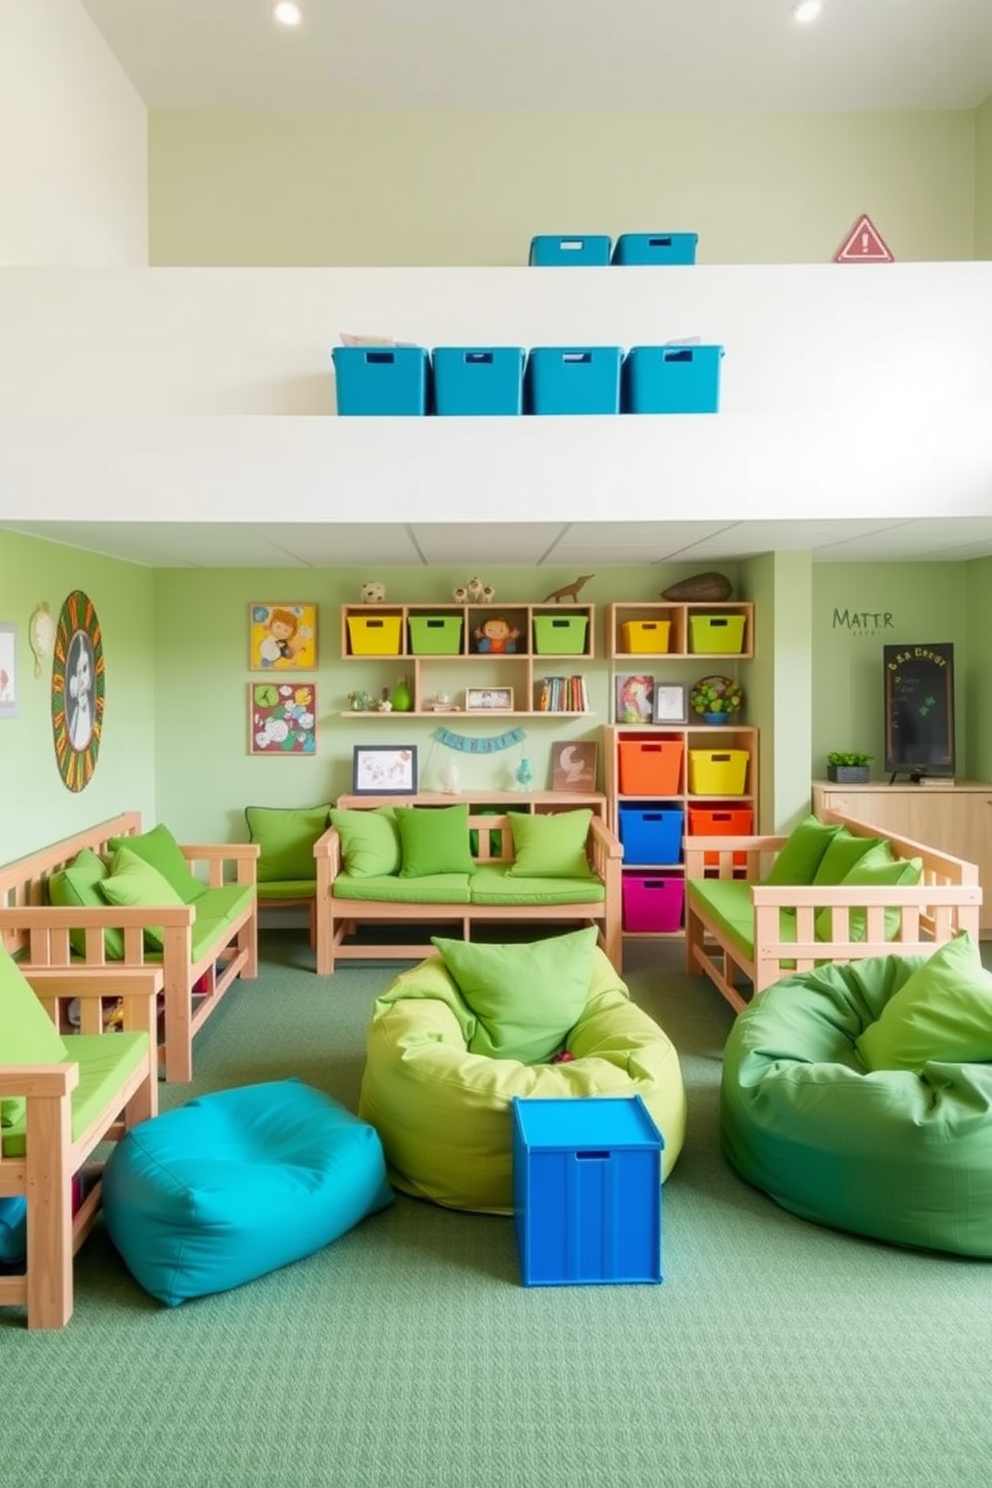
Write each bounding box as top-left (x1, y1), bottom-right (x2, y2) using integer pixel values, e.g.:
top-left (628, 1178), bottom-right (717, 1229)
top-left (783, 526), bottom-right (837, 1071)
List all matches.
top-left (621, 345), bottom-right (725, 414)
top-left (528, 235), bottom-right (612, 267)
top-left (432, 347), bottom-right (525, 415)
top-left (331, 346), bottom-right (430, 416)
top-left (612, 233), bottom-right (699, 266)
top-left (525, 347), bottom-right (623, 415)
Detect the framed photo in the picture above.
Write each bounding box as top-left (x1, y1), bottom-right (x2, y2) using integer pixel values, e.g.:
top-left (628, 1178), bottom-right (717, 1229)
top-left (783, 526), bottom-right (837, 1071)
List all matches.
top-left (653, 683), bottom-right (689, 725)
top-left (249, 602), bottom-right (317, 671)
top-left (551, 740), bottom-right (598, 792)
top-left (465, 686), bottom-right (515, 712)
top-left (615, 673), bottom-right (655, 725)
top-left (249, 681), bottom-right (317, 755)
top-left (0, 623), bottom-right (17, 720)
top-left (352, 745), bottom-right (419, 796)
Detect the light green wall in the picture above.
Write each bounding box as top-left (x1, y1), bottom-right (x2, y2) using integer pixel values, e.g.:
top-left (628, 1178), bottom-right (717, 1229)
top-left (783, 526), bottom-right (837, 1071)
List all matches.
top-left (148, 109), bottom-right (977, 266)
top-left (742, 551), bottom-right (813, 832)
top-left (965, 556), bottom-right (992, 778)
top-left (0, 532), bottom-right (157, 861)
top-left (977, 95), bottom-right (992, 259)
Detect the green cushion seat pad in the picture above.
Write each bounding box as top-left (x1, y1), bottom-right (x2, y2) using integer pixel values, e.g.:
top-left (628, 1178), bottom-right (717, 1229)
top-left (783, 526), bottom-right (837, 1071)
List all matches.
top-left (467, 866), bottom-right (605, 905)
top-left (506, 810), bottom-right (593, 879)
top-left (46, 847), bottom-right (125, 962)
top-left (327, 807), bottom-right (400, 878)
top-left (107, 823), bottom-right (206, 903)
top-left (857, 932), bottom-right (992, 1073)
top-left (253, 879), bottom-right (317, 901)
top-left (395, 804), bottom-right (475, 878)
top-left (98, 846), bottom-right (188, 951)
top-left (763, 815), bottom-right (842, 886)
top-left (2, 1030), bottom-right (150, 1160)
top-left (431, 927), bottom-right (598, 1064)
top-left (331, 874), bottom-right (471, 904)
top-left (721, 953), bottom-right (992, 1257)
top-left (811, 828), bottom-right (884, 885)
top-left (0, 944), bottom-right (69, 1130)
top-left (358, 945), bottom-right (686, 1213)
top-left (812, 842), bottom-right (923, 943)
top-left (245, 804), bottom-right (331, 883)
top-left (195, 884), bottom-right (254, 924)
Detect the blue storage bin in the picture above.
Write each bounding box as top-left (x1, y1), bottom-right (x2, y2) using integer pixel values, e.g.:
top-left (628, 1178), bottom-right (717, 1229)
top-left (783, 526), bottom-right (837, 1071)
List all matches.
top-left (618, 806), bottom-right (684, 866)
top-left (432, 347), bottom-right (524, 416)
top-left (612, 232), bottom-right (698, 266)
top-left (331, 346), bottom-right (429, 416)
top-left (525, 347), bottom-right (623, 415)
top-left (528, 234), bottom-right (612, 267)
top-left (621, 344), bottom-right (725, 415)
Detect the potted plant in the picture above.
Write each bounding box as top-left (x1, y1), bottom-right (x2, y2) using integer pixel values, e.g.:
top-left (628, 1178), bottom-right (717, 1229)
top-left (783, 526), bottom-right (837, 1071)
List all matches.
top-left (826, 751), bottom-right (873, 784)
top-left (690, 675), bottom-right (744, 725)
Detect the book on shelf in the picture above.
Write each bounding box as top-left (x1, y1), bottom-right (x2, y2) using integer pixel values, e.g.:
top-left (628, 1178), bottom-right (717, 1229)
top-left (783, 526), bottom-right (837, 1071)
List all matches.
top-left (536, 675), bottom-right (590, 713)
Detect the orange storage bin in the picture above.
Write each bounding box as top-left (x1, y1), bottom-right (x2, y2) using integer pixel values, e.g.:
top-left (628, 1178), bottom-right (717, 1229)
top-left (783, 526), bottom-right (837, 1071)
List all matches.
top-left (618, 739), bottom-right (683, 796)
top-left (687, 806), bottom-right (753, 867)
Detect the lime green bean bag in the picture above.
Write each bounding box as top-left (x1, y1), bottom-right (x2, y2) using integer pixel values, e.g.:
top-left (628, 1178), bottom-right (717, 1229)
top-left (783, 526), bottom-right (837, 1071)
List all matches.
top-left (721, 944), bottom-right (992, 1256)
top-left (359, 945), bottom-right (686, 1214)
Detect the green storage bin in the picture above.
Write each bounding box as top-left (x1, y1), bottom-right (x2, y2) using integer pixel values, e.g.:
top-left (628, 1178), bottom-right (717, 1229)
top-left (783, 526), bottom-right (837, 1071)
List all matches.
top-left (689, 614), bottom-right (746, 655)
top-left (533, 615), bottom-right (589, 655)
top-left (409, 614), bottom-right (464, 655)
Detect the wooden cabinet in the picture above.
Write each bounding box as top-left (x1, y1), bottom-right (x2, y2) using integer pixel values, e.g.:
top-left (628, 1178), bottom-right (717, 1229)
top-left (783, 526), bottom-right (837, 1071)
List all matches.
top-left (335, 790), bottom-right (607, 816)
top-left (606, 600), bottom-right (754, 661)
top-left (340, 602), bottom-right (595, 718)
top-left (812, 780), bottom-right (992, 936)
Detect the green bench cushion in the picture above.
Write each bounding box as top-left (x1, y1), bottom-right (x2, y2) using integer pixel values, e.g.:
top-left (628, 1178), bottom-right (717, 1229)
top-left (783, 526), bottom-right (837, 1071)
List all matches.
top-left (196, 884), bottom-right (254, 923)
top-left (254, 879), bottom-right (317, 901)
top-left (687, 879), bottom-right (763, 959)
top-left (468, 866), bottom-right (605, 905)
top-left (332, 874), bottom-right (472, 905)
top-left (1, 1030), bottom-right (150, 1159)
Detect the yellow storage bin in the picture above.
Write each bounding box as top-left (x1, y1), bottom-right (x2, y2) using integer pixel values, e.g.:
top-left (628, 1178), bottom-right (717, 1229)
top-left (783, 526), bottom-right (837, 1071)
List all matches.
top-left (689, 614), bottom-right (747, 654)
top-left (620, 620), bottom-right (671, 654)
top-left (688, 748), bottom-right (750, 796)
top-left (347, 614), bottom-right (403, 655)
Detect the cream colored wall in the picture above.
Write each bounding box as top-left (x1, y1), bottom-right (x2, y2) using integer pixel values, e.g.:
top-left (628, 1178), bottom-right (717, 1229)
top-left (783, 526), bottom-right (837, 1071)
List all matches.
top-left (0, 0), bottom-right (147, 266)
top-left (977, 96), bottom-right (992, 259)
top-left (149, 109), bottom-right (976, 266)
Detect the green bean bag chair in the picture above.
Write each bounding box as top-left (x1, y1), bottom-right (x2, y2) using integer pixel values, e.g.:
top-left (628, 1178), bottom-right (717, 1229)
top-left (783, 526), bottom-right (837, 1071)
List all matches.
top-left (359, 935), bottom-right (686, 1214)
top-left (721, 935), bottom-right (992, 1256)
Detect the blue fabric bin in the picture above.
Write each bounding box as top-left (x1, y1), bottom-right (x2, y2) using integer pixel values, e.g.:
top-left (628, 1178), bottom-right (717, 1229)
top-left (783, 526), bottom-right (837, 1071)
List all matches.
top-left (528, 235), bottom-right (612, 267)
top-left (331, 346), bottom-right (430, 416)
top-left (612, 233), bottom-right (698, 266)
top-left (525, 347), bottom-right (623, 415)
top-left (432, 347), bottom-right (525, 416)
top-left (621, 345), bottom-right (725, 415)
top-left (618, 806), bottom-right (684, 866)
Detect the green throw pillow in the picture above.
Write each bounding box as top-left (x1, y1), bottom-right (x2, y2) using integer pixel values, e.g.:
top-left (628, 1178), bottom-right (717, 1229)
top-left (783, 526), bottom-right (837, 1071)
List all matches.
top-left (857, 933), bottom-right (992, 1073)
top-left (431, 928), bottom-right (597, 1064)
top-left (763, 815), bottom-right (842, 886)
top-left (46, 847), bottom-right (125, 961)
top-left (506, 810), bottom-right (594, 879)
top-left (245, 804), bottom-right (331, 883)
top-left (107, 823), bottom-right (205, 903)
top-left (0, 944), bottom-right (69, 1130)
top-left (99, 845), bottom-right (188, 952)
top-left (328, 807), bottom-right (401, 878)
top-left (811, 828), bottom-right (884, 886)
top-left (813, 842), bottom-right (923, 944)
top-left (396, 804), bottom-right (475, 878)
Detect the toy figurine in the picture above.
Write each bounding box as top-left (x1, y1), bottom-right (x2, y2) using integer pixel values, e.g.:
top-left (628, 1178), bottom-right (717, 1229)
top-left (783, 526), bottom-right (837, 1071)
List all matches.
top-left (474, 615), bottom-right (519, 654)
top-left (453, 577), bottom-right (495, 604)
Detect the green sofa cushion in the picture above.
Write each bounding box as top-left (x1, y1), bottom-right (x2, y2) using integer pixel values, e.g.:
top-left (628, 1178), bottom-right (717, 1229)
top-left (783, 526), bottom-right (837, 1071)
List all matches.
top-left (468, 866), bottom-right (605, 906)
top-left (245, 804), bottom-right (330, 883)
top-left (811, 828), bottom-right (885, 885)
top-left (327, 806), bottom-right (400, 878)
top-left (196, 884), bottom-right (253, 924)
top-left (431, 927), bottom-right (598, 1065)
top-left (396, 804), bottom-right (475, 878)
top-left (813, 843), bottom-right (923, 943)
top-left (1, 1030), bottom-right (149, 1160)
top-left (687, 879), bottom-right (761, 959)
top-left (857, 932), bottom-right (992, 1073)
top-left (0, 944), bottom-right (69, 1131)
top-left (763, 815), bottom-right (842, 886)
top-left (47, 847), bottom-right (125, 961)
top-left (99, 846), bottom-right (187, 952)
top-left (506, 810), bottom-right (593, 879)
top-left (107, 823), bottom-right (205, 903)
top-left (254, 879), bottom-right (317, 900)
top-left (332, 874), bottom-right (472, 904)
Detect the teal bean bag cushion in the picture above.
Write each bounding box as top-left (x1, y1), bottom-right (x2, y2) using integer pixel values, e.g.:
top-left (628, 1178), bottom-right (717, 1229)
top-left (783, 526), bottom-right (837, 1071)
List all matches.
top-left (102, 1080), bottom-right (393, 1305)
top-left (721, 944), bottom-right (992, 1256)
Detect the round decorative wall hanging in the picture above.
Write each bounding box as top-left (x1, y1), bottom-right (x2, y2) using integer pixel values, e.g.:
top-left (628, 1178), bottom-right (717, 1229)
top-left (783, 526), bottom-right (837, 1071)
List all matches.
top-left (51, 590), bottom-right (106, 792)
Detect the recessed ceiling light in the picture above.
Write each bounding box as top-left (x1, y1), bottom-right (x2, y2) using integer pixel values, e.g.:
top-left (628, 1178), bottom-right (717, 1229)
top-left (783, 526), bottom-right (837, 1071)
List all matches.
top-left (792, 0), bottom-right (824, 21)
top-left (273, 1), bottom-right (304, 25)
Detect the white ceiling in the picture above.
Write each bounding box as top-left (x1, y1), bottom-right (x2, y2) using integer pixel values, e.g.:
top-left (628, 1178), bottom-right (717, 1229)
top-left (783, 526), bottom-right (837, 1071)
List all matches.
top-left (80, 0), bottom-right (992, 113)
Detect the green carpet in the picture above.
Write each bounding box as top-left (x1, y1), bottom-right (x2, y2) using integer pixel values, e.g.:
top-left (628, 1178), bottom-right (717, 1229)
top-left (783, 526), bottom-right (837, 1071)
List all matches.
top-left (4, 932), bottom-right (992, 1488)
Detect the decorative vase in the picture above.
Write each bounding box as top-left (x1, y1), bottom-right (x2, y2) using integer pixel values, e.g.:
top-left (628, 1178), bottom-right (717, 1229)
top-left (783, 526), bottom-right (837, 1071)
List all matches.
top-left (702, 712), bottom-right (727, 725)
top-left (390, 676), bottom-right (414, 713)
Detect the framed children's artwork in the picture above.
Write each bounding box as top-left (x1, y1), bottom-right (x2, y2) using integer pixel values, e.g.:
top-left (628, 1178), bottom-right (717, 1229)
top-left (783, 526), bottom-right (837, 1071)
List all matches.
top-left (615, 673), bottom-right (655, 725)
top-left (653, 683), bottom-right (689, 725)
top-left (352, 745), bottom-right (419, 796)
top-left (465, 686), bottom-right (515, 712)
top-left (50, 591), bottom-right (106, 792)
top-left (249, 681), bottom-right (317, 755)
top-left (550, 740), bottom-right (598, 793)
top-left (0, 623), bottom-right (17, 720)
top-left (249, 602), bottom-right (317, 671)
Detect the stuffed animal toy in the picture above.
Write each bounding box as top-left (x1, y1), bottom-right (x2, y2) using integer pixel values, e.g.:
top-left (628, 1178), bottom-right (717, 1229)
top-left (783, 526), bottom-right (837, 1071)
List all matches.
top-left (453, 577), bottom-right (495, 604)
top-left (360, 581), bottom-right (386, 603)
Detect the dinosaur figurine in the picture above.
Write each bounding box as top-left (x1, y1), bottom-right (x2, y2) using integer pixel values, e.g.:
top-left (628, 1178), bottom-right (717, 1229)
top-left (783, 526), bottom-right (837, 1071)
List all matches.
top-left (542, 574), bottom-right (594, 604)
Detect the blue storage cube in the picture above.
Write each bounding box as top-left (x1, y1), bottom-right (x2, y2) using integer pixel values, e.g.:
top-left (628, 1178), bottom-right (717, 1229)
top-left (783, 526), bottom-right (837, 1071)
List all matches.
top-left (621, 344), bottom-right (725, 415)
top-left (529, 234), bottom-right (612, 267)
top-left (612, 232), bottom-right (698, 266)
top-left (432, 347), bottom-right (524, 416)
top-left (525, 347), bottom-right (623, 415)
top-left (513, 1096), bottom-right (663, 1287)
top-left (618, 806), bottom-right (684, 866)
top-left (331, 346), bottom-right (429, 416)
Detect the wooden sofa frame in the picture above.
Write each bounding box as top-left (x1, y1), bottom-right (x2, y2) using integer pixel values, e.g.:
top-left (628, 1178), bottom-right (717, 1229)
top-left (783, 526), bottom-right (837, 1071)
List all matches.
top-left (684, 809), bottom-right (982, 1015)
top-left (0, 813), bottom-right (260, 1083)
top-left (314, 811), bottom-right (623, 974)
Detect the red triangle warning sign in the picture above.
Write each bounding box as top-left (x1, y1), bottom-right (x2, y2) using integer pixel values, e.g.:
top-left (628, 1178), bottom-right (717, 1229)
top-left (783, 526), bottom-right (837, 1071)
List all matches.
top-left (833, 213), bottom-right (894, 263)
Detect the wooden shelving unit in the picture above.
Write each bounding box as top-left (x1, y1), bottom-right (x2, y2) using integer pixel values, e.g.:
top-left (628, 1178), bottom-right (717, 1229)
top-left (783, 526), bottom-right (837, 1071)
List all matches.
top-left (606, 600), bottom-right (754, 661)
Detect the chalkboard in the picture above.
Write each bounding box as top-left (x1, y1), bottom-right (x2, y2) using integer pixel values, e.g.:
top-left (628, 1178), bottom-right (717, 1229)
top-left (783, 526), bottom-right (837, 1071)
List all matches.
top-left (883, 643), bottom-right (955, 779)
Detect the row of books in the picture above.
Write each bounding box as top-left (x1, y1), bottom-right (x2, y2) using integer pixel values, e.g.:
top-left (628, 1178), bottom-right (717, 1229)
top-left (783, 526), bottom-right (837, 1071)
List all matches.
top-left (536, 675), bottom-right (590, 713)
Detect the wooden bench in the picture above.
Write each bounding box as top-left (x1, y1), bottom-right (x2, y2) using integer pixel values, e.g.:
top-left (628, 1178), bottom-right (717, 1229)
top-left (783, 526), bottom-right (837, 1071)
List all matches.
top-left (0, 813), bottom-right (259, 1083)
top-left (684, 809), bottom-right (982, 1015)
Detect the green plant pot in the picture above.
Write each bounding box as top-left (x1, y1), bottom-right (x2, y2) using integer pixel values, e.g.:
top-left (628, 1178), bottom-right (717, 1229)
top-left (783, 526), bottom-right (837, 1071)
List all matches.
top-left (827, 764), bottom-right (870, 784)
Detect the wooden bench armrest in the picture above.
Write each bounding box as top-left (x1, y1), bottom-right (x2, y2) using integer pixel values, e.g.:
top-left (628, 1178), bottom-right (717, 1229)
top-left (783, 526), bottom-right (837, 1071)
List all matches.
top-left (314, 825), bottom-right (342, 888)
top-left (684, 833), bottom-right (787, 878)
top-left (181, 842), bottom-right (259, 888)
top-left (0, 1064), bottom-right (77, 1099)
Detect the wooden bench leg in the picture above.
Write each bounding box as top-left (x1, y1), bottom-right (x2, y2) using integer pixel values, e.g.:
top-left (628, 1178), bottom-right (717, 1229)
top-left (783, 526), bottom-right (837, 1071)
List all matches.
top-left (26, 1097), bottom-right (73, 1330)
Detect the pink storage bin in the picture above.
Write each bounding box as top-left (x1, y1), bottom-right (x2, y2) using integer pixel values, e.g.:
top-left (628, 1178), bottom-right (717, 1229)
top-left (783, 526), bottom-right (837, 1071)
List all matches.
top-left (622, 874), bottom-right (685, 933)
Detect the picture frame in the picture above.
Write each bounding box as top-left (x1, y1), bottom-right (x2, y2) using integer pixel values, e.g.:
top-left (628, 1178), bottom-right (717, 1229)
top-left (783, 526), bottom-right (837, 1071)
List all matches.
top-left (465, 686), bottom-right (515, 712)
top-left (352, 745), bottom-right (419, 796)
top-left (551, 740), bottom-right (598, 793)
top-left (249, 602), bottom-right (318, 671)
top-left (248, 681), bottom-right (318, 755)
top-left (652, 683), bottom-right (689, 725)
top-left (615, 673), bottom-right (655, 725)
top-left (0, 622), bottom-right (17, 720)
